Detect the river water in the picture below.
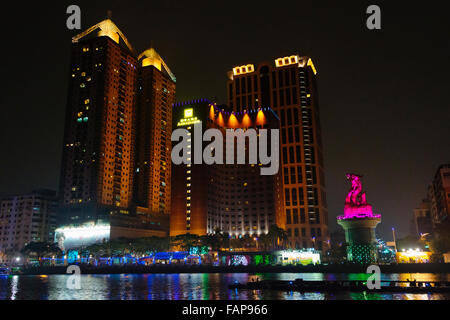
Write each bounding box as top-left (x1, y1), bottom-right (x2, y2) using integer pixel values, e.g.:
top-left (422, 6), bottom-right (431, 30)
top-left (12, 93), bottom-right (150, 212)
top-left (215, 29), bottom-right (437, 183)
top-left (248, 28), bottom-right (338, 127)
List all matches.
top-left (0, 273), bottom-right (449, 300)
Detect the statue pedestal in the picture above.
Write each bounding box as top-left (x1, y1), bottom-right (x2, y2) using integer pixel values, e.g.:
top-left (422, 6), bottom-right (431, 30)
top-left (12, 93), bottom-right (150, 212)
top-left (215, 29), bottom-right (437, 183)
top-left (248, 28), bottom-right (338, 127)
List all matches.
top-left (337, 217), bottom-right (381, 264)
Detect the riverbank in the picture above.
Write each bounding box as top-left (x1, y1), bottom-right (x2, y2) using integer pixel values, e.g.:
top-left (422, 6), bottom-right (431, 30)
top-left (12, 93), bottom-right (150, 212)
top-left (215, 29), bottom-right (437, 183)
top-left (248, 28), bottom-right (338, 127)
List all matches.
top-left (16, 263), bottom-right (450, 275)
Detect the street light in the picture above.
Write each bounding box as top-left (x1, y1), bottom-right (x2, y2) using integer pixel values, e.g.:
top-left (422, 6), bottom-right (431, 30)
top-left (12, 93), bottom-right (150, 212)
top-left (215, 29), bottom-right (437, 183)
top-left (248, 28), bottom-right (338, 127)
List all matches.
top-left (392, 228), bottom-right (398, 253)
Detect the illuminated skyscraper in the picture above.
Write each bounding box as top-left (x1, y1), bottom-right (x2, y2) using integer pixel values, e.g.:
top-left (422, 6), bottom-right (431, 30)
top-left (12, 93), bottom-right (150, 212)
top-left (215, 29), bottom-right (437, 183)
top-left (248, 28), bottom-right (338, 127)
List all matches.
top-left (227, 56), bottom-right (329, 251)
top-left (58, 19), bottom-right (170, 248)
top-left (134, 48), bottom-right (176, 214)
top-left (59, 19), bottom-right (138, 224)
top-left (170, 100), bottom-right (282, 238)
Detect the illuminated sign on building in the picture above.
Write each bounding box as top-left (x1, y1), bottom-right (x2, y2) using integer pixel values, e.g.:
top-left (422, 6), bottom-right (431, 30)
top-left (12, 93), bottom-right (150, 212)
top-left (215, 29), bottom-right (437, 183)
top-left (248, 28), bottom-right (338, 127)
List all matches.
top-left (177, 108), bottom-right (201, 127)
top-left (55, 223), bottom-right (111, 250)
top-left (233, 64), bottom-right (255, 76)
top-left (275, 55), bottom-right (299, 68)
top-left (276, 250), bottom-right (321, 266)
top-left (307, 58), bottom-right (318, 75)
top-left (275, 55), bottom-right (318, 75)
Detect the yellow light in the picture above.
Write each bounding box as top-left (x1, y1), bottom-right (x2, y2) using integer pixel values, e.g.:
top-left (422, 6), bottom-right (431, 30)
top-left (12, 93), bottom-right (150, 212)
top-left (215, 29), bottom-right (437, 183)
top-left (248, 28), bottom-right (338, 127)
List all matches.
top-left (307, 58), bottom-right (318, 75)
top-left (177, 109), bottom-right (201, 127)
top-left (228, 114), bottom-right (239, 128)
top-left (142, 57), bottom-right (162, 71)
top-left (397, 251), bottom-right (431, 263)
top-left (275, 55), bottom-right (299, 68)
top-left (209, 105), bottom-right (215, 120)
top-left (233, 64), bottom-right (255, 76)
top-left (217, 112), bottom-right (225, 127)
top-left (256, 110), bottom-right (267, 126)
top-left (242, 114), bottom-right (252, 128)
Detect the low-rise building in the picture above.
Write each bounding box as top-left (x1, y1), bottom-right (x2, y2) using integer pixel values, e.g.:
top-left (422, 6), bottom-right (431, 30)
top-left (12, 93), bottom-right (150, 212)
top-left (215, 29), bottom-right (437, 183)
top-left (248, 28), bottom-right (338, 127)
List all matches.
top-left (0, 190), bottom-right (57, 257)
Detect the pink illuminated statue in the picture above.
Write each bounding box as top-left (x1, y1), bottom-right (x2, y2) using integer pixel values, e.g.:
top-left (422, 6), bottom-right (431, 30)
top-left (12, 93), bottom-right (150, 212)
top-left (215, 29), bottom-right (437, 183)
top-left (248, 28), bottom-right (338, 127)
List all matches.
top-left (338, 173), bottom-right (381, 220)
top-left (345, 174), bottom-right (367, 205)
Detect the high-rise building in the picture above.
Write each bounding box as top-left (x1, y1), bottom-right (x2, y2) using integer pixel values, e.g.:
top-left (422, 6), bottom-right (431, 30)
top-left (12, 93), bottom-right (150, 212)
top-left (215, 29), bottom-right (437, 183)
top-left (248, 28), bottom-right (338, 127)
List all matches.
top-left (170, 99), bottom-right (283, 238)
top-left (227, 56), bottom-right (329, 251)
top-left (0, 190), bottom-right (57, 254)
top-left (428, 164), bottom-right (450, 225)
top-left (59, 19), bottom-right (138, 224)
top-left (412, 199), bottom-right (433, 237)
top-left (134, 48), bottom-right (176, 214)
top-left (57, 19), bottom-right (173, 249)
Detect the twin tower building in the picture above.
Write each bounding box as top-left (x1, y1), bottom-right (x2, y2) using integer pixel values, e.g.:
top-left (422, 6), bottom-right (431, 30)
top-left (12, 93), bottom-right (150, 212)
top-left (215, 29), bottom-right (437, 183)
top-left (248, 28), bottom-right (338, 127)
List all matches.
top-left (57, 19), bottom-right (329, 252)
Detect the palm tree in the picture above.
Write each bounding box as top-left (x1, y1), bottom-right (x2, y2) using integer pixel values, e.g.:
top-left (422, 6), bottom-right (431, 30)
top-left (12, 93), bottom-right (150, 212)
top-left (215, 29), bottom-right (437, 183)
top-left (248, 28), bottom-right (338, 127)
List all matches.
top-left (267, 225), bottom-right (288, 250)
top-left (258, 233), bottom-right (272, 251)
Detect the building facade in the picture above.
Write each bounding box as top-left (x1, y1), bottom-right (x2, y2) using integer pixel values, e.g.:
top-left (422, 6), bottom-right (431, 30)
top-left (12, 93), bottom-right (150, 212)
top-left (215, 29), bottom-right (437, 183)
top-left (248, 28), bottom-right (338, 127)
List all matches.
top-left (428, 164), bottom-right (450, 225)
top-left (227, 56), bottom-right (329, 251)
top-left (58, 19), bottom-right (173, 249)
top-left (412, 199), bottom-right (433, 237)
top-left (134, 48), bottom-right (176, 214)
top-left (170, 99), bottom-right (283, 238)
top-left (59, 19), bottom-right (138, 225)
top-left (0, 190), bottom-right (57, 254)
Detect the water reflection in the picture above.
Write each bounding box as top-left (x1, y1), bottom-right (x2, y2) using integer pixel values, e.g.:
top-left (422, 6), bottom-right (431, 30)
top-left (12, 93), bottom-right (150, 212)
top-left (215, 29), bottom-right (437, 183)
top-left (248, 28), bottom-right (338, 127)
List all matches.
top-left (0, 273), bottom-right (448, 300)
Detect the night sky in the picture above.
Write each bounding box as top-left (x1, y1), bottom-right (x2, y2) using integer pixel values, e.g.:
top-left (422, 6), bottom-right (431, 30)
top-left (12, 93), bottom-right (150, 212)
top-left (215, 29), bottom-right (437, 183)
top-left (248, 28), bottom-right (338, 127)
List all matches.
top-left (1, 1), bottom-right (449, 240)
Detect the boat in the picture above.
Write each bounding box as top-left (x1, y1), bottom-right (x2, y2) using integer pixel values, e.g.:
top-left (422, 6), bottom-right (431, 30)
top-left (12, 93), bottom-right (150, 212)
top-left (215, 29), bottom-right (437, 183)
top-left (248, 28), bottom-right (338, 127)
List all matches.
top-left (229, 279), bottom-right (450, 294)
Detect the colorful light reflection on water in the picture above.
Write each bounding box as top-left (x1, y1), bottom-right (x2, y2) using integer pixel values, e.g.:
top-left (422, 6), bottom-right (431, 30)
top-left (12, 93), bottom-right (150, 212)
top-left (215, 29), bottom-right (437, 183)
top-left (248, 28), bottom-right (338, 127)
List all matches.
top-left (0, 273), bottom-right (449, 300)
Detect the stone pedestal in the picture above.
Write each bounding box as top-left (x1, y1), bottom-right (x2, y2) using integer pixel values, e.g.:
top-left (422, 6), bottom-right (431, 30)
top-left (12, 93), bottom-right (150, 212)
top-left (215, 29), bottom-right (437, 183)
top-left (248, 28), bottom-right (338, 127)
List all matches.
top-left (337, 217), bottom-right (381, 264)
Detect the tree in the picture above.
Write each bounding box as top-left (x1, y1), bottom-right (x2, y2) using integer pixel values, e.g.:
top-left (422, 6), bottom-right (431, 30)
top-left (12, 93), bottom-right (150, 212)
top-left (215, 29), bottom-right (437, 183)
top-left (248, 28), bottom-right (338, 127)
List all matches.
top-left (200, 232), bottom-right (222, 252)
top-left (266, 225), bottom-right (288, 250)
top-left (132, 237), bottom-right (171, 255)
top-left (21, 242), bottom-right (62, 265)
top-left (171, 234), bottom-right (201, 252)
top-left (430, 219), bottom-right (450, 255)
top-left (327, 242), bottom-right (348, 264)
top-left (258, 233), bottom-right (272, 251)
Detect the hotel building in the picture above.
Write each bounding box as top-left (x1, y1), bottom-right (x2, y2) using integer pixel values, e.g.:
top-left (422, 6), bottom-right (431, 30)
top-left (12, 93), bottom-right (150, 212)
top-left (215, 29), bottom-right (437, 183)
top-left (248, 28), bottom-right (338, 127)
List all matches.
top-left (227, 56), bottom-right (329, 251)
top-left (0, 190), bottom-right (57, 254)
top-left (58, 19), bottom-right (173, 249)
top-left (170, 99), bottom-right (283, 237)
